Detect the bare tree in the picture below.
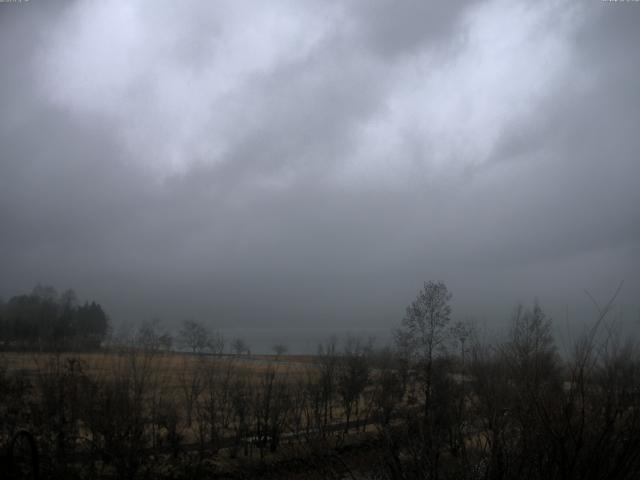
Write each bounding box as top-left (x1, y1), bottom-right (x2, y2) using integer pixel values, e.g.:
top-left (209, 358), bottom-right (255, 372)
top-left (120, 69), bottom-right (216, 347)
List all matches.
top-left (178, 319), bottom-right (210, 354)
top-left (208, 330), bottom-right (225, 355)
top-left (252, 366), bottom-right (292, 456)
top-left (385, 281), bottom-right (455, 479)
top-left (272, 343), bottom-right (288, 358)
top-left (317, 337), bottom-right (339, 433)
top-left (177, 356), bottom-right (205, 428)
top-left (229, 373), bottom-right (251, 457)
top-left (450, 320), bottom-right (473, 367)
top-left (337, 336), bottom-right (371, 433)
top-left (232, 338), bottom-right (249, 356)
top-left (370, 347), bottom-right (407, 429)
top-left (135, 318), bottom-right (167, 352)
top-left (396, 281), bottom-right (452, 418)
top-left (196, 357), bottom-right (236, 454)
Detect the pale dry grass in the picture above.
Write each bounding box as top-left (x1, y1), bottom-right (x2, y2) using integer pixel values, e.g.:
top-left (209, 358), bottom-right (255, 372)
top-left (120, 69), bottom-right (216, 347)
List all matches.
top-left (1, 350), bottom-right (314, 383)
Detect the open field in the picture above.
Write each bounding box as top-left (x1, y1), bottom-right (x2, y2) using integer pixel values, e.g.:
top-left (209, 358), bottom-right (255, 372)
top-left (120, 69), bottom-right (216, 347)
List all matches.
top-left (0, 347), bottom-right (387, 478)
top-left (1, 350), bottom-right (317, 381)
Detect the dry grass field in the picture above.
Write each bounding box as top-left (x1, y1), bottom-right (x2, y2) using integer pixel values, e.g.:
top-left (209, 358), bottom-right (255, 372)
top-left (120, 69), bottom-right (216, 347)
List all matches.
top-left (1, 350), bottom-right (316, 381)
top-left (0, 350), bottom-right (325, 429)
top-left (0, 349), bottom-right (372, 443)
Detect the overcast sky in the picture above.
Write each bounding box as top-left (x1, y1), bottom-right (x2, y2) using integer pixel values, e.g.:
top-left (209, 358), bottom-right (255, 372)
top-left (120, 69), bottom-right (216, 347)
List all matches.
top-left (1, 1), bottom-right (639, 345)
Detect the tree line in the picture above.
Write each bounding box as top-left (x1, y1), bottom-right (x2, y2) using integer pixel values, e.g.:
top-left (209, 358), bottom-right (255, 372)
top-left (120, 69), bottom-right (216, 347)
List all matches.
top-left (0, 285), bottom-right (110, 351)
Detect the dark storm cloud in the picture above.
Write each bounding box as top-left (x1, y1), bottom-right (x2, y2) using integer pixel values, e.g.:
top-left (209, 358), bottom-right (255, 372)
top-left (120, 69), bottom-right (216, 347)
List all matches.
top-left (1, 1), bottom-right (639, 346)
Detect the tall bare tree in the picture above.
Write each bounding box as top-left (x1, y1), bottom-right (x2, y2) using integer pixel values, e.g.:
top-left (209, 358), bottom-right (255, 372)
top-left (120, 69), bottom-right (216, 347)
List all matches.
top-left (396, 281), bottom-right (452, 411)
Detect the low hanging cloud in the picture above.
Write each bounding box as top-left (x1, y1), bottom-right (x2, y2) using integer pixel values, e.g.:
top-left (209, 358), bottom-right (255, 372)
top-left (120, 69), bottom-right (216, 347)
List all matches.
top-left (1, 0), bottom-right (639, 339)
top-left (37, 0), bottom-right (580, 183)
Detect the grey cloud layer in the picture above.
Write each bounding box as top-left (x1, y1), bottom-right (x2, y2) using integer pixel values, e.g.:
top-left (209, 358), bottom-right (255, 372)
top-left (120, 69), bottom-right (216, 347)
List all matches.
top-left (1, 1), bottom-right (638, 336)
